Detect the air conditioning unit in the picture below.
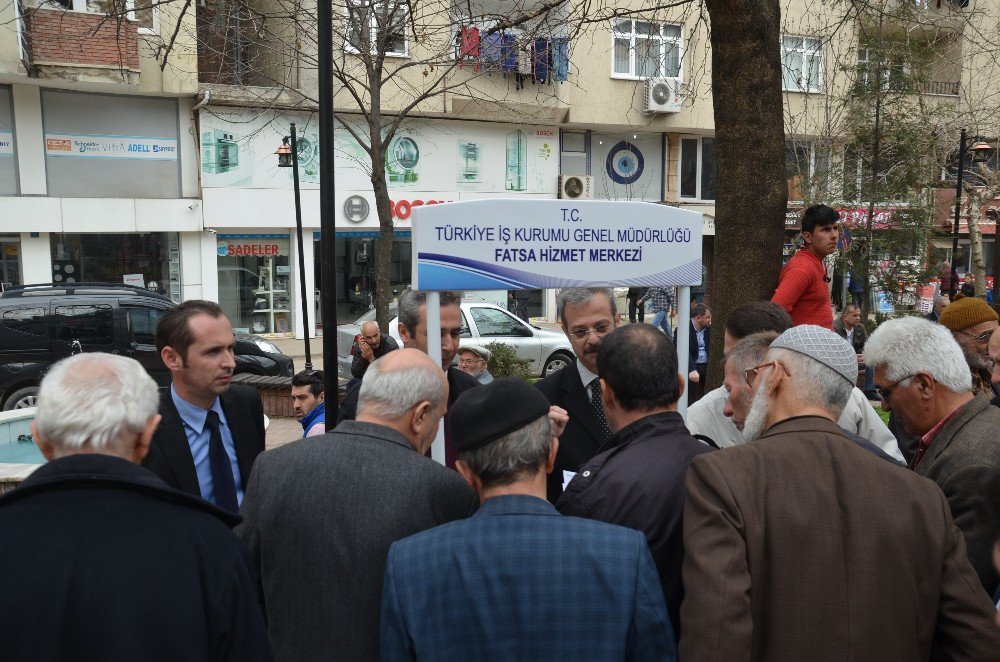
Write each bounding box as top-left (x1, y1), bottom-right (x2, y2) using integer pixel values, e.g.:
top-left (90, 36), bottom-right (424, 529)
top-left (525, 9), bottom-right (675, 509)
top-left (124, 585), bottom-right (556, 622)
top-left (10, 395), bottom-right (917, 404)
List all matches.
top-left (558, 175), bottom-right (594, 200)
top-left (645, 78), bottom-right (682, 114)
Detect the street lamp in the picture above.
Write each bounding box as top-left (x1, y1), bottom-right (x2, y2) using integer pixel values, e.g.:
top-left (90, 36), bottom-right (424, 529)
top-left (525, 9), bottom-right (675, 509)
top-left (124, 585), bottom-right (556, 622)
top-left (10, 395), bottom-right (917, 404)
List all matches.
top-left (949, 130), bottom-right (993, 299)
top-left (275, 124), bottom-right (312, 370)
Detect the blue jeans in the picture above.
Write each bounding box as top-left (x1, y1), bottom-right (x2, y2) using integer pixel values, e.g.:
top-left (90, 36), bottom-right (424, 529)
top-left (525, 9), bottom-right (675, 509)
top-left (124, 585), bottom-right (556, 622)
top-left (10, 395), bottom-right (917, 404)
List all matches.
top-left (864, 365), bottom-right (875, 392)
top-left (652, 309), bottom-right (672, 339)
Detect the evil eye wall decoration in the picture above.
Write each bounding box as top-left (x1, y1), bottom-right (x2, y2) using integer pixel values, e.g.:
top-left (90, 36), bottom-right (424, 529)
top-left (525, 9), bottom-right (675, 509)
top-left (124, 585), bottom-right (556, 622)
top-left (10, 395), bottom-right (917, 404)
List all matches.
top-left (606, 141), bottom-right (644, 185)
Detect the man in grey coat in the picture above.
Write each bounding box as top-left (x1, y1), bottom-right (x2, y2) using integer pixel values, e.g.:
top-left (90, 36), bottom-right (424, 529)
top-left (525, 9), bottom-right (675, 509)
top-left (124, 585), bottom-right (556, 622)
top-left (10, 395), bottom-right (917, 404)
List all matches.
top-left (867, 316), bottom-right (1000, 597)
top-left (237, 349), bottom-right (477, 662)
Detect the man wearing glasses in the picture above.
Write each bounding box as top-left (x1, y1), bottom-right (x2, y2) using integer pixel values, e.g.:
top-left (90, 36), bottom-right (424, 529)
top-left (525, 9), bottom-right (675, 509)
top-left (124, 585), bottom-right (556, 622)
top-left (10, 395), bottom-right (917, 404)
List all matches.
top-left (457, 346), bottom-right (493, 385)
top-left (939, 296), bottom-right (999, 398)
top-left (866, 316), bottom-right (1000, 596)
top-left (536, 288), bottom-right (620, 503)
top-left (681, 323), bottom-right (1000, 660)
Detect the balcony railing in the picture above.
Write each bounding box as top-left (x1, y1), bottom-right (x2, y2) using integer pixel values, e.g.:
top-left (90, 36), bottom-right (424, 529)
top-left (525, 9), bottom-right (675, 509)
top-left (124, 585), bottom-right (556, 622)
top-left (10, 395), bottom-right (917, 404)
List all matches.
top-left (920, 80), bottom-right (960, 96)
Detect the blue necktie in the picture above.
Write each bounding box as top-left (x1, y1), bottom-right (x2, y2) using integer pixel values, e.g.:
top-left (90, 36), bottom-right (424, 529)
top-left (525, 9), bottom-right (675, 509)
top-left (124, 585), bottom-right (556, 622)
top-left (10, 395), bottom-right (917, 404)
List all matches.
top-left (205, 410), bottom-right (239, 512)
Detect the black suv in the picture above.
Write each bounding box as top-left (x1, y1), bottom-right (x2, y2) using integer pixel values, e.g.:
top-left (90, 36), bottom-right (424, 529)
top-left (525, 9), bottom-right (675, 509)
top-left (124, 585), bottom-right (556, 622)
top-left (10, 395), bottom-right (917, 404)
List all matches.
top-left (0, 283), bottom-right (294, 410)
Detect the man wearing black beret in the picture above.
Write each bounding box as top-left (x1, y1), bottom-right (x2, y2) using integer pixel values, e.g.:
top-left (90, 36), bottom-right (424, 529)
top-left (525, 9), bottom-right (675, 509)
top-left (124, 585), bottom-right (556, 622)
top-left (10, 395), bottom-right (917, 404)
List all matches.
top-left (380, 378), bottom-right (677, 661)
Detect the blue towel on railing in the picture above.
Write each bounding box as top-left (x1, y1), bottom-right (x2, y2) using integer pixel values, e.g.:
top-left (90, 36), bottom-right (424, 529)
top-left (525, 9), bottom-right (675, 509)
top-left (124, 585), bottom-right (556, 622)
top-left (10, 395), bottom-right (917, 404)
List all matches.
top-left (533, 39), bottom-right (549, 83)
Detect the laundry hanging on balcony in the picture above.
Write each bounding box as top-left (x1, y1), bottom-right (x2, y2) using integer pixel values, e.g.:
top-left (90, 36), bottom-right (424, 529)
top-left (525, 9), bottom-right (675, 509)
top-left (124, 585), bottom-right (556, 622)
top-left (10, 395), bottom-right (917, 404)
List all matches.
top-left (458, 26), bottom-right (481, 72)
top-left (551, 37), bottom-right (569, 82)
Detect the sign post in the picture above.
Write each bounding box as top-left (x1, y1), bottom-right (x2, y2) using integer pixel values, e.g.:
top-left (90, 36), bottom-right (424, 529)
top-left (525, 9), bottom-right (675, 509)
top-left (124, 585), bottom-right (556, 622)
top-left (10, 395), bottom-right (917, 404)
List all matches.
top-left (411, 199), bottom-right (703, 462)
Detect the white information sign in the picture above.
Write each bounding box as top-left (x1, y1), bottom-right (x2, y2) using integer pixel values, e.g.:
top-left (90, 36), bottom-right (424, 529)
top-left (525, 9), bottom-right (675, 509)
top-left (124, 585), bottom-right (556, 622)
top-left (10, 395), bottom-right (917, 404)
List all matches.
top-left (123, 273), bottom-right (145, 288)
top-left (411, 199), bottom-right (703, 290)
top-left (44, 133), bottom-right (178, 161)
top-left (0, 132), bottom-right (12, 156)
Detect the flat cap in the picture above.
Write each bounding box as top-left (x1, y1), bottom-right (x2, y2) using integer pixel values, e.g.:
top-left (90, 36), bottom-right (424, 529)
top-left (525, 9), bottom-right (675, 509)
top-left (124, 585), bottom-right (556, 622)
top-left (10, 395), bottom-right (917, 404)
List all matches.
top-left (449, 377), bottom-right (550, 452)
top-left (939, 296), bottom-right (998, 331)
top-left (460, 345), bottom-right (492, 361)
top-left (771, 324), bottom-right (858, 386)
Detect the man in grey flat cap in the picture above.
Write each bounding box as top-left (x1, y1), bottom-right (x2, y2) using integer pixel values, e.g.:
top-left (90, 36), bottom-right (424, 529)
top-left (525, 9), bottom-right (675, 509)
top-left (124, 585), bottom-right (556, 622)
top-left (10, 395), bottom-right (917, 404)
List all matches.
top-left (680, 325), bottom-right (1000, 661)
top-left (457, 345), bottom-right (494, 384)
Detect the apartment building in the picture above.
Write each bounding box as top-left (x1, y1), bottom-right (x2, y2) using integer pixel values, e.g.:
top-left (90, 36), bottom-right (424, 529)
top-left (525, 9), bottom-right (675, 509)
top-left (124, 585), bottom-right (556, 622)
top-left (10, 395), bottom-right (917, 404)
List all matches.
top-left (0, 0), bottom-right (989, 338)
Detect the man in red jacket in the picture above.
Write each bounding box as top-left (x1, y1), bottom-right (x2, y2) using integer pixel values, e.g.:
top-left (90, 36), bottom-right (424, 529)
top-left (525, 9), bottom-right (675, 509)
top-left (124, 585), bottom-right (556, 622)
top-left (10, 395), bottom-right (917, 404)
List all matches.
top-left (772, 204), bottom-right (839, 330)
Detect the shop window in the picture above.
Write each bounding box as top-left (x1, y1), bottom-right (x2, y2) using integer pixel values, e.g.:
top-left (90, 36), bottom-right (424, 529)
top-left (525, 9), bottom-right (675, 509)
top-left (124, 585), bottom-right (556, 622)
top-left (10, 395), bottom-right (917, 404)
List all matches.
top-left (50, 233), bottom-right (180, 301)
top-left (2, 307), bottom-right (47, 337)
top-left (679, 136), bottom-right (716, 201)
top-left (217, 235), bottom-right (292, 335)
top-left (470, 306), bottom-right (529, 337)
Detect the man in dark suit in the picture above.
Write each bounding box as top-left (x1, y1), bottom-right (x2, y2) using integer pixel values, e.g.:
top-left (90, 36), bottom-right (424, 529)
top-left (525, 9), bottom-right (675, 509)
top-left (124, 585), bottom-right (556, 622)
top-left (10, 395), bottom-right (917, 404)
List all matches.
top-left (558, 324), bottom-right (713, 634)
top-left (381, 377), bottom-right (676, 661)
top-left (238, 349), bottom-right (477, 662)
top-left (536, 287), bottom-right (621, 503)
top-left (679, 303), bottom-right (711, 404)
top-left (926, 294), bottom-right (950, 322)
top-left (142, 300), bottom-right (265, 512)
top-left (681, 324), bottom-right (1000, 660)
top-left (0, 353), bottom-right (272, 661)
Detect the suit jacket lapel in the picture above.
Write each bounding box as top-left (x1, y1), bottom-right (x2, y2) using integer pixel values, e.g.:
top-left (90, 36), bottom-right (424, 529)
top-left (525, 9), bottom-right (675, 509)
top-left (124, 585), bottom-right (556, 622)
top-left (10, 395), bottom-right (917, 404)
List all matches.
top-left (561, 365), bottom-right (604, 451)
top-left (220, 390), bottom-right (256, 491)
top-left (153, 391), bottom-right (202, 495)
top-left (922, 394), bottom-right (988, 466)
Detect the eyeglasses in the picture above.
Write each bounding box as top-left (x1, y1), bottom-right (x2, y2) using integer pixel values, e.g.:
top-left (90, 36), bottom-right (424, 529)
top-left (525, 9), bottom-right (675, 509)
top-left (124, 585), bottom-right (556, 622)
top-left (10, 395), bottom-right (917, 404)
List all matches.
top-left (568, 322), bottom-right (613, 340)
top-left (875, 375), bottom-right (915, 402)
top-left (744, 360), bottom-right (790, 386)
top-left (956, 328), bottom-right (995, 343)
top-left (458, 358), bottom-right (485, 365)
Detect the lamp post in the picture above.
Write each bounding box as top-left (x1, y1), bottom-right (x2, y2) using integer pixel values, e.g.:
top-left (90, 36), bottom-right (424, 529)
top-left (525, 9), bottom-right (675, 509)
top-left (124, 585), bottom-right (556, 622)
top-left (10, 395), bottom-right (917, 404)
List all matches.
top-left (949, 130), bottom-right (992, 299)
top-left (275, 124), bottom-right (312, 370)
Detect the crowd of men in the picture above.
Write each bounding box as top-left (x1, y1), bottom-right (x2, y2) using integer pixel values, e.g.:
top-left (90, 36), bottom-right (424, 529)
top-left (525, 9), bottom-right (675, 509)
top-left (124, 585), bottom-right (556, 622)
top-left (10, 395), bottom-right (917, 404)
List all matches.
top-left (3, 232), bottom-right (1000, 659)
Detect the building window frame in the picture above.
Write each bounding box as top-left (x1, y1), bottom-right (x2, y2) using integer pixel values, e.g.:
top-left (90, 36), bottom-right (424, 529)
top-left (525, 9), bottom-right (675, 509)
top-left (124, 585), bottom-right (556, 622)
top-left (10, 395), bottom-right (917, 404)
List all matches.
top-left (35, 0), bottom-right (157, 33)
top-left (780, 34), bottom-right (823, 93)
top-left (610, 19), bottom-right (683, 81)
top-left (678, 135), bottom-right (716, 202)
top-left (344, 0), bottom-right (409, 59)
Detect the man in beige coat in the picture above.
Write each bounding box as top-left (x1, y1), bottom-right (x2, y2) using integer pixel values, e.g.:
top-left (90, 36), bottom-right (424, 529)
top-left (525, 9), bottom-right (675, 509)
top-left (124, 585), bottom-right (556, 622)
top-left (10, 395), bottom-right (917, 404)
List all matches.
top-left (681, 325), bottom-right (1000, 661)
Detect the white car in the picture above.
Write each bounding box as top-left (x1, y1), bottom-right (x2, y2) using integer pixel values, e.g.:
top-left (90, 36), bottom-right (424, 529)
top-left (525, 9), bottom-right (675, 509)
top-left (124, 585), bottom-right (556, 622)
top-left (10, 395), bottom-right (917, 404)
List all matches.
top-left (337, 300), bottom-right (575, 379)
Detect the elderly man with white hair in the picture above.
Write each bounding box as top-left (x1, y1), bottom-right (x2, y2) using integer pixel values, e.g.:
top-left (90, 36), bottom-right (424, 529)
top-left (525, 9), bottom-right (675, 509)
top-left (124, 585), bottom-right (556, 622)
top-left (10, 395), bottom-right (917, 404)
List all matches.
top-left (238, 348), bottom-right (477, 662)
top-left (866, 316), bottom-right (1000, 596)
top-left (0, 353), bottom-right (272, 661)
top-left (681, 325), bottom-right (1000, 661)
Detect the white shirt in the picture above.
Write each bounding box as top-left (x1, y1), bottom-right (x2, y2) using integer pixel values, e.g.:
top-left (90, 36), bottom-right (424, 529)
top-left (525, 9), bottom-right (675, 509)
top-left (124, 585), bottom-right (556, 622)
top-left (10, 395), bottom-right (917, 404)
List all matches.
top-left (576, 360), bottom-right (600, 401)
top-left (685, 385), bottom-right (905, 463)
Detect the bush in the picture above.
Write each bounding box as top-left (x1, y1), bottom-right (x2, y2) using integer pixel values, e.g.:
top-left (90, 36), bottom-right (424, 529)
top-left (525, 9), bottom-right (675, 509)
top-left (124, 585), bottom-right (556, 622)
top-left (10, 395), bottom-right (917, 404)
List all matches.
top-left (483, 341), bottom-right (532, 382)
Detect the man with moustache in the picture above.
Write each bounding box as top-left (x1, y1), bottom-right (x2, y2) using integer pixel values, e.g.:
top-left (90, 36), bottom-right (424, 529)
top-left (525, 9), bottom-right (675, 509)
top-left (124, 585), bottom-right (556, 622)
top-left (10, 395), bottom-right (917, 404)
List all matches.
top-left (681, 324), bottom-right (1000, 660)
top-left (536, 288), bottom-right (620, 502)
top-left (939, 296), bottom-right (999, 397)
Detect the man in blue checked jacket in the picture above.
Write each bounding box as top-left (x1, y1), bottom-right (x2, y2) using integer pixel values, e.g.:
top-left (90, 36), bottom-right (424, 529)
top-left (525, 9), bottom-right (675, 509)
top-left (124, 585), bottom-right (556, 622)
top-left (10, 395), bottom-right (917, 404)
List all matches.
top-left (381, 377), bottom-right (676, 662)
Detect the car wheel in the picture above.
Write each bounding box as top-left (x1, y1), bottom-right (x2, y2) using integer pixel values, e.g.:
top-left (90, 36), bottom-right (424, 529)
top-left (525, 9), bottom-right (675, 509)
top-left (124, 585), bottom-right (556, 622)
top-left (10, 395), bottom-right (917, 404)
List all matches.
top-left (3, 386), bottom-right (39, 411)
top-left (542, 352), bottom-right (574, 377)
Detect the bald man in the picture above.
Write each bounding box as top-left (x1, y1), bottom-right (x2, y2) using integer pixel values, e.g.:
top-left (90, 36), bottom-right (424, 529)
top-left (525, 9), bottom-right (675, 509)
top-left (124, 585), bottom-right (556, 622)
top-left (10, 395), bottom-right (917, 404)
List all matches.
top-left (238, 348), bottom-right (476, 661)
top-left (351, 320), bottom-right (400, 379)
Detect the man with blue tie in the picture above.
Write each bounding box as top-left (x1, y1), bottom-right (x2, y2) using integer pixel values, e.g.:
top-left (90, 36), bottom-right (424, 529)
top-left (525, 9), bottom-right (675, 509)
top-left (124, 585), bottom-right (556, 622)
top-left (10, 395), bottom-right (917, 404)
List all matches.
top-left (142, 300), bottom-right (265, 511)
top-left (381, 377), bottom-right (676, 661)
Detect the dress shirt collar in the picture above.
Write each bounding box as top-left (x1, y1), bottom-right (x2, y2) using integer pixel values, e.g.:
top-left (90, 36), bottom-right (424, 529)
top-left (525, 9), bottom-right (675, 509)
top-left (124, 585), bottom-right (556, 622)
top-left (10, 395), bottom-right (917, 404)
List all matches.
top-left (171, 384), bottom-right (225, 434)
top-left (913, 403), bottom-right (964, 468)
top-left (575, 360), bottom-right (599, 392)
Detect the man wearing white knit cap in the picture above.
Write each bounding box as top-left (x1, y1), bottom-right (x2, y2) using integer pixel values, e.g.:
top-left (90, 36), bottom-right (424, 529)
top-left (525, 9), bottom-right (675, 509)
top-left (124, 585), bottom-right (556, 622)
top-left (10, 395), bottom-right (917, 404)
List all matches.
top-left (680, 325), bottom-right (1000, 661)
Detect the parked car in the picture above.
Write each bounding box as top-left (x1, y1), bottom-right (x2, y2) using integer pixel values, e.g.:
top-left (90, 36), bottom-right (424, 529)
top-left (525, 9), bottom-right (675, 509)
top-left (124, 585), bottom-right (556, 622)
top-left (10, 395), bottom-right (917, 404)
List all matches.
top-left (336, 299), bottom-right (575, 379)
top-left (0, 283), bottom-right (294, 410)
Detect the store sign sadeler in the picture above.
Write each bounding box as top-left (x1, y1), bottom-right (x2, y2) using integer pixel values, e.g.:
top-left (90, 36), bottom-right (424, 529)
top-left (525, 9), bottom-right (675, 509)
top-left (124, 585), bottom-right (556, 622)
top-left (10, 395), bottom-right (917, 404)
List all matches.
top-left (217, 240), bottom-right (287, 257)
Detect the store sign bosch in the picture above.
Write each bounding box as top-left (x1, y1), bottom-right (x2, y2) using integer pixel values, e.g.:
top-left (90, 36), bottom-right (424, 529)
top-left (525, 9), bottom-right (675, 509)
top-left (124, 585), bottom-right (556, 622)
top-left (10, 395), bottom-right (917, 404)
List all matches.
top-left (391, 198), bottom-right (452, 220)
top-left (44, 133), bottom-right (178, 160)
top-left (411, 199), bottom-right (703, 290)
